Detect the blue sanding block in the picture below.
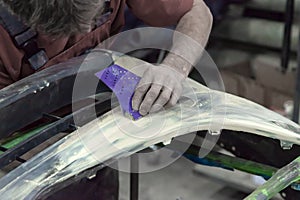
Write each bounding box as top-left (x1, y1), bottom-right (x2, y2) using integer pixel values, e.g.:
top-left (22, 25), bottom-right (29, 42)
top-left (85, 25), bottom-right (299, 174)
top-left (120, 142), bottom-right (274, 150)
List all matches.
top-left (95, 64), bottom-right (142, 120)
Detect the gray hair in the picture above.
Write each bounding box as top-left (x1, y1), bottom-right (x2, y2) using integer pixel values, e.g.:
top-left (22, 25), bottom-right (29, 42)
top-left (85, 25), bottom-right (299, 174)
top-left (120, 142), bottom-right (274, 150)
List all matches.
top-left (1, 0), bottom-right (105, 36)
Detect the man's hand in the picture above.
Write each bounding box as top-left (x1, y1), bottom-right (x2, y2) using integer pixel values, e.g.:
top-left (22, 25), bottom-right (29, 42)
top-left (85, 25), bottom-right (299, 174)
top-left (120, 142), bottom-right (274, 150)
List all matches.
top-left (132, 65), bottom-right (185, 116)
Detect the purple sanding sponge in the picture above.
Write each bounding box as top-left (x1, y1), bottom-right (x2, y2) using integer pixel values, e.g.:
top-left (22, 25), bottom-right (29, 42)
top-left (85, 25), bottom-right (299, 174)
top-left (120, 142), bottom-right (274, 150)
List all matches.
top-left (95, 64), bottom-right (142, 120)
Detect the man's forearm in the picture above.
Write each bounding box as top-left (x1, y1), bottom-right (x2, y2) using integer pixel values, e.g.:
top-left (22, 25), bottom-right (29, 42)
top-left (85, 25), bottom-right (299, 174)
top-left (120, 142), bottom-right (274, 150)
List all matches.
top-left (162, 0), bottom-right (213, 77)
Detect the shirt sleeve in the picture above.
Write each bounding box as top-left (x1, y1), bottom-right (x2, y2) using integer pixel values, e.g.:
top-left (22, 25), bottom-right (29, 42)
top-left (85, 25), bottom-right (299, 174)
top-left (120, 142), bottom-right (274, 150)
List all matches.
top-left (0, 59), bottom-right (14, 89)
top-left (126, 0), bottom-right (194, 27)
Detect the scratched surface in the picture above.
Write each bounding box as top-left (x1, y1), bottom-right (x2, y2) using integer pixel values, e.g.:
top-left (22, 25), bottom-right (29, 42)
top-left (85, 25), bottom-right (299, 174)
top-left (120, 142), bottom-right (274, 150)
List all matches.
top-left (0, 51), bottom-right (299, 199)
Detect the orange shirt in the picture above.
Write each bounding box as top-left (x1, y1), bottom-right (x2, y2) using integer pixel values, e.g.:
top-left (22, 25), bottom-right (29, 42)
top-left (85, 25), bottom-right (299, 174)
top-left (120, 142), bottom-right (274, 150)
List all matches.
top-left (0, 0), bottom-right (193, 89)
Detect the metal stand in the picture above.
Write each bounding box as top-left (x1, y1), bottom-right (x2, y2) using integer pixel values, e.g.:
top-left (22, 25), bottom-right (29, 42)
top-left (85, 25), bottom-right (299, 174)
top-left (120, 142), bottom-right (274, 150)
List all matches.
top-left (281, 0), bottom-right (294, 72)
top-left (0, 100), bottom-right (111, 169)
top-left (293, 24), bottom-right (300, 123)
top-left (130, 154), bottom-right (139, 200)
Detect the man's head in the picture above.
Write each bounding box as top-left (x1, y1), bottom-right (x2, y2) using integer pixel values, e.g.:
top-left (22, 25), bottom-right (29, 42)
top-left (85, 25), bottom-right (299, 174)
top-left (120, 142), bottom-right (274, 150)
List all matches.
top-left (1, 0), bottom-right (105, 36)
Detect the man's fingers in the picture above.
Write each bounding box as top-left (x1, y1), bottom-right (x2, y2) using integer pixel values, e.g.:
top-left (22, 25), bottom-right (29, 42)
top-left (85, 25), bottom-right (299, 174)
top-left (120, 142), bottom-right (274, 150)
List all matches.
top-left (150, 86), bottom-right (172, 113)
top-left (132, 65), bottom-right (184, 115)
top-left (166, 93), bottom-right (179, 108)
top-left (132, 72), bottom-right (152, 111)
top-left (166, 85), bottom-right (182, 108)
top-left (139, 84), bottom-right (162, 115)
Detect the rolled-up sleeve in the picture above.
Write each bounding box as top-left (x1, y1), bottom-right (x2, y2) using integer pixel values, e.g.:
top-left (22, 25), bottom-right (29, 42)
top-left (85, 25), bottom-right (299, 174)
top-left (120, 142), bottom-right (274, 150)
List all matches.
top-left (126, 0), bottom-right (194, 27)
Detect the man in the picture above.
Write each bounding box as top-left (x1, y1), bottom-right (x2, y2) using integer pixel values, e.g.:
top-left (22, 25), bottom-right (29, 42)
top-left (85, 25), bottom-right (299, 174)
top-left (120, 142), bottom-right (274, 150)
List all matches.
top-left (0, 0), bottom-right (212, 199)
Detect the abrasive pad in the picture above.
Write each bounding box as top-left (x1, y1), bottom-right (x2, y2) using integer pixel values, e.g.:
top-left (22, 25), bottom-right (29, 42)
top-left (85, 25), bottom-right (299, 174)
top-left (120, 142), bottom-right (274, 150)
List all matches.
top-left (95, 64), bottom-right (142, 120)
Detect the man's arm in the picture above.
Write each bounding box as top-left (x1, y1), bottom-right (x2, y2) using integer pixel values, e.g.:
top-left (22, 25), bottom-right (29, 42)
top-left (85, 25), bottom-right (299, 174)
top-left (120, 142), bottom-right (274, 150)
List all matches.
top-left (162, 0), bottom-right (213, 77)
top-left (132, 0), bottom-right (213, 115)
